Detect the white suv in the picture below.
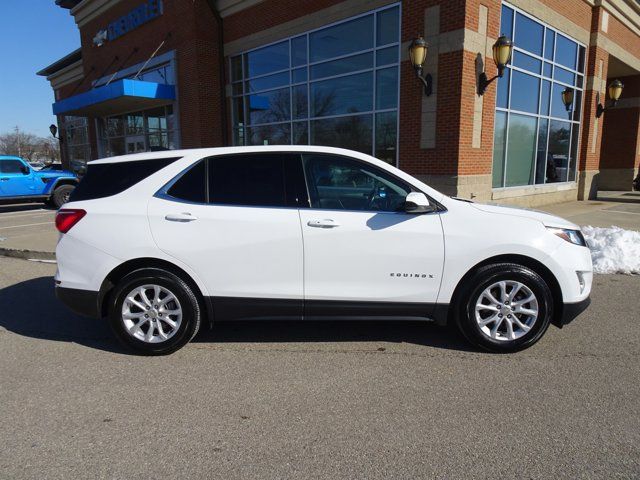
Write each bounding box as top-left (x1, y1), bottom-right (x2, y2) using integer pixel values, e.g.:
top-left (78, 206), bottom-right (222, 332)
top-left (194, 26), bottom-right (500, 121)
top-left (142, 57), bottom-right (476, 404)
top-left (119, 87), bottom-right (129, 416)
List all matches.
top-left (55, 146), bottom-right (592, 355)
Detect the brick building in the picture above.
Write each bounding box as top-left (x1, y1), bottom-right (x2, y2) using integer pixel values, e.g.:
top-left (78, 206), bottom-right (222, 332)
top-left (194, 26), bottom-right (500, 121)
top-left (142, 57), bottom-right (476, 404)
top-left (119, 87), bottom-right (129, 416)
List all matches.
top-left (38, 0), bottom-right (640, 206)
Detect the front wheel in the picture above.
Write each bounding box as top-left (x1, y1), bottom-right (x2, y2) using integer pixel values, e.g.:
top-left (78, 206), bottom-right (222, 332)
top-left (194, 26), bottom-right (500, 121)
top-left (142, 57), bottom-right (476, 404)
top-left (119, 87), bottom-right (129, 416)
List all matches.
top-left (108, 269), bottom-right (202, 355)
top-left (454, 263), bottom-right (554, 353)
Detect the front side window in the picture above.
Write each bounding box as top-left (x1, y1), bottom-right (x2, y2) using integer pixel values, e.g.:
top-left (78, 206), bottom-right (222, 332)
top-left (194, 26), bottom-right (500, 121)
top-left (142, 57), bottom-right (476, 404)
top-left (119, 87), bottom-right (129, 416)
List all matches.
top-left (0, 160), bottom-right (25, 174)
top-left (230, 4), bottom-right (400, 165)
top-left (303, 154), bottom-right (410, 212)
top-left (493, 3), bottom-right (585, 188)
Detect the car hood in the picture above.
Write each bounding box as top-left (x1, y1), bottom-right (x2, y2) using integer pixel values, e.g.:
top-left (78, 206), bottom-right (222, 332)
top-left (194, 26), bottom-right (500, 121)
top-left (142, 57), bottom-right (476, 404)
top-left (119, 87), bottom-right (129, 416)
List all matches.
top-left (468, 202), bottom-right (580, 229)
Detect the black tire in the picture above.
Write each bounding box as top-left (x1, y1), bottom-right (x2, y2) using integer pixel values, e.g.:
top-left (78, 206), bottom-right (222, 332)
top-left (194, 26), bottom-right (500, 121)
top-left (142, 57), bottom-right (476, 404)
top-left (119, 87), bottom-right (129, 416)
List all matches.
top-left (108, 268), bottom-right (202, 355)
top-left (453, 263), bottom-right (554, 353)
top-left (51, 184), bottom-right (75, 208)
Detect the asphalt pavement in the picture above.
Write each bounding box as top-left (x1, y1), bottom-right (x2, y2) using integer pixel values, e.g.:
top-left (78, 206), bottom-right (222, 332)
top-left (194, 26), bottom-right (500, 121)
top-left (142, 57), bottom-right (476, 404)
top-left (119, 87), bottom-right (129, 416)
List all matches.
top-left (1, 256), bottom-right (639, 479)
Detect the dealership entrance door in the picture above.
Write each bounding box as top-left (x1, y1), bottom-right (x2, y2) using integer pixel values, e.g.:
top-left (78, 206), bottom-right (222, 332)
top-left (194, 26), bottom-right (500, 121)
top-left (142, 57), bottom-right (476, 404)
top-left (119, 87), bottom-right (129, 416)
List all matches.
top-left (126, 134), bottom-right (146, 154)
top-left (99, 105), bottom-right (178, 157)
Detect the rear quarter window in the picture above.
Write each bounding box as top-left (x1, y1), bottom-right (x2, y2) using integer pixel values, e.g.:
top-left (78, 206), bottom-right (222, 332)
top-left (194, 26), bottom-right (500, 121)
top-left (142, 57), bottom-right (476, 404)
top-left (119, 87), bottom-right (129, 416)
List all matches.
top-left (70, 157), bottom-right (180, 202)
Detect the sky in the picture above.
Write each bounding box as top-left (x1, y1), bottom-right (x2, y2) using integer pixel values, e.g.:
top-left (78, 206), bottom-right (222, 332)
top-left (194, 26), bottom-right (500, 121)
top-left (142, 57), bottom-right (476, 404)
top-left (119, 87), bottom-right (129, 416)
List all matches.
top-left (0, 1), bottom-right (80, 138)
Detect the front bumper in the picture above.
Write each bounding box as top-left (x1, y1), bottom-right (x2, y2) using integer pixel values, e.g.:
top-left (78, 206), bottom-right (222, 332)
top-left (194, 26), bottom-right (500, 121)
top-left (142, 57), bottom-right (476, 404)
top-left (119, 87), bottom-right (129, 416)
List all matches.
top-left (557, 296), bottom-right (591, 327)
top-left (55, 286), bottom-right (100, 318)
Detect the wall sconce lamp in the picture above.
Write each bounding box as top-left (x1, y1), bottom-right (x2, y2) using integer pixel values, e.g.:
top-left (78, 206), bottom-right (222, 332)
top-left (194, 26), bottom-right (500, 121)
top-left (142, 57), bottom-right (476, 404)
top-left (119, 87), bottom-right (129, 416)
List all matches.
top-left (49, 124), bottom-right (62, 143)
top-left (596, 79), bottom-right (624, 118)
top-left (562, 87), bottom-right (574, 112)
top-left (478, 35), bottom-right (513, 95)
top-left (408, 36), bottom-right (432, 96)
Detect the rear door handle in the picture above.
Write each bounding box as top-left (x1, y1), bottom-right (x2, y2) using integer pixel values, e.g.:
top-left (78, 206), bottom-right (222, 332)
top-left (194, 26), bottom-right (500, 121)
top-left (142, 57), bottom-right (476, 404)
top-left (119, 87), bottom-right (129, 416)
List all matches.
top-left (307, 219), bottom-right (340, 228)
top-left (0, 178), bottom-right (9, 181)
top-left (165, 213), bottom-right (197, 222)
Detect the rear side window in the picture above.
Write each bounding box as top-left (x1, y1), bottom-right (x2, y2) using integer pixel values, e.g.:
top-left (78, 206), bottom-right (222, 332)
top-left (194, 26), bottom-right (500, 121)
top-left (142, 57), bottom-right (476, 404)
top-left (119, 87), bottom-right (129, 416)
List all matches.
top-left (70, 157), bottom-right (180, 202)
top-left (166, 160), bottom-right (206, 203)
top-left (208, 153), bottom-right (304, 208)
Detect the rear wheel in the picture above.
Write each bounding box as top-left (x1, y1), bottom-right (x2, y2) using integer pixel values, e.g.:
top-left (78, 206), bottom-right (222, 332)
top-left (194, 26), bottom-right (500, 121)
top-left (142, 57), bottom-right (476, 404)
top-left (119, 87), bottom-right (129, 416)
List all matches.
top-left (108, 269), bottom-right (202, 355)
top-left (51, 184), bottom-right (74, 208)
top-left (454, 263), bottom-right (554, 352)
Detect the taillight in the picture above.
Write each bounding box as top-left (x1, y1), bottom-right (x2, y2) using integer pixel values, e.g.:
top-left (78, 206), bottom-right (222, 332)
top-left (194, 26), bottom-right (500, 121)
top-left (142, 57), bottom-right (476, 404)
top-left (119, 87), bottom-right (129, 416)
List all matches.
top-left (55, 209), bottom-right (86, 233)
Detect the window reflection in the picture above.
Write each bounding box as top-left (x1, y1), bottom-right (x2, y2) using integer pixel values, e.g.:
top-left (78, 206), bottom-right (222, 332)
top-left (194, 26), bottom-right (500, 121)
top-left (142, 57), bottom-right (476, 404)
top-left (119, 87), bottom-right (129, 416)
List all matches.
top-left (511, 71), bottom-right (540, 113)
top-left (244, 41), bottom-right (289, 77)
top-left (311, 115), bottom-right (373, 154)
top-left (230, 5), bottom-right (400, 164)
top-left (547, 120), bottom-right (571, 182)
top-left (100, 105), bottom-right (175, 157)
top-left (494, 4), bottom-right (584, 187)
top-left (492, 112), bottom-right (508, 187)
top-left (311, 72), bottom-right (373, 117)
top-left (309, 15), bottom-right (373, 63)
top-left (555, 34), bottom-right (577, 70)
top-left (310, 52), bottom-right (372, 80)
top-left (515, 13), bottom-right (543, 56)
top-left (63, 116), bottom-right (91, 174)
top-left (505, 114), bottom-right (537, 187)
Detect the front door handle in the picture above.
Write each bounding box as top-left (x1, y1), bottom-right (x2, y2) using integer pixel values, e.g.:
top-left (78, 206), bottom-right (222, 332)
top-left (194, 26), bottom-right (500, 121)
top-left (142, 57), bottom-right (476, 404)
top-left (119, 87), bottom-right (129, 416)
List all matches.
top-left (307, 219), bottom-right (340, 228)
top-left (165, 213), bottom-right (198, 223)
top-left (0, 178), bottom-right (9, 181)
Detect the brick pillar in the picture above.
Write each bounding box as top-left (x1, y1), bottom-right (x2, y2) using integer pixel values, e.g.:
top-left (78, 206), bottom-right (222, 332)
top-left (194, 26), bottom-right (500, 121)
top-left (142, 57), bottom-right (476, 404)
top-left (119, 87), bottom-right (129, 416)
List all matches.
top-left (399, 0), bottom-right (500, 200)
top-left (175, 0), bottom-right (225, 148)
top-left (599, 74), bottom-right (640, 190)
top-left (577, 8), bottom-right (609, 200)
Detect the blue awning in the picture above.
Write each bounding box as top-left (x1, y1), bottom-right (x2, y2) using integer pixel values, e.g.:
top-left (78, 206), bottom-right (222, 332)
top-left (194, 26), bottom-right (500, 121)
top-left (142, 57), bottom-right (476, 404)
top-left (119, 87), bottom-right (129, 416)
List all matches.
top-left (52, 79), bottom-right (176, 116)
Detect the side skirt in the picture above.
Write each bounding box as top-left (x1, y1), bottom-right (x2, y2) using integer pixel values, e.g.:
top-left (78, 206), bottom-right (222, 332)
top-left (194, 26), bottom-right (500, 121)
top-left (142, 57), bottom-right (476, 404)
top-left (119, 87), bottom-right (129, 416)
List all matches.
top-left (208, 296), bottom-right (450, 325)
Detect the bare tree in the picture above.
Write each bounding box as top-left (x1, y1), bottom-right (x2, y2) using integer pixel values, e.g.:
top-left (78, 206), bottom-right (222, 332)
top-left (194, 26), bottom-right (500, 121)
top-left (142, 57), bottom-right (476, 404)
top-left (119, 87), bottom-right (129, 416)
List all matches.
top-left (0, 127), bottom-right (60, 162)
top-left (0, 127), bottom-right (39, 160)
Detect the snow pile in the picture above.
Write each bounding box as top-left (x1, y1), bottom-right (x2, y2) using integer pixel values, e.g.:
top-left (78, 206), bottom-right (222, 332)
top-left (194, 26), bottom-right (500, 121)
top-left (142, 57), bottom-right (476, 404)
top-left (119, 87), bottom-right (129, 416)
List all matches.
top-left (582, 226), bottom-right (640, 275)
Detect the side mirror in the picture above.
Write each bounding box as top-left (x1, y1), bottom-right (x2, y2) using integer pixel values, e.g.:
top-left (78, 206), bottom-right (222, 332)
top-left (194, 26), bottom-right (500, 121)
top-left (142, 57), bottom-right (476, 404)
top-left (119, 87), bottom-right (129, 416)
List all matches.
top-left (405, 192), bottom-right (436, 214)
top-left (20, 165), bottom-right (30, 175)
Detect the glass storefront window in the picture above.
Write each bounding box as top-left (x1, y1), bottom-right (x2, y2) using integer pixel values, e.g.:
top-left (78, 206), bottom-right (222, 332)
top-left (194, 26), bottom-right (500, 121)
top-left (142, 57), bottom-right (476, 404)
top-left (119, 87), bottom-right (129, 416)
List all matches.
top-left (492, 3), bottom-right (585, 188)
top-left (99, 105), bottom-right (177, 156)
top-left (63, 116), bottom-right (90, 174)
top-left (230, 4), bottom-right (401, 164)
top-left (135, 63), bottom-right (175, 85)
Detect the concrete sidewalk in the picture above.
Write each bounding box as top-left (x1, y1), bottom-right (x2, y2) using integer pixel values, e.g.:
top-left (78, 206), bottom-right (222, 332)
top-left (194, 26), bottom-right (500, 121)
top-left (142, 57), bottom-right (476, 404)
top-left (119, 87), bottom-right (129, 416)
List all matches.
top-left (542, 191), bottom-right (640, 230)
top-left (0, 192), bottom-right (639, 260)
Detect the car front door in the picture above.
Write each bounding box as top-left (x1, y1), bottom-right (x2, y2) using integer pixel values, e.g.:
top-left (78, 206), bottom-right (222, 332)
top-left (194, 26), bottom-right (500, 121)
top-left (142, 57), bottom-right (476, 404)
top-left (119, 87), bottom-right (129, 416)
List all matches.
top-left (147, 153), bottom-right (308, 321)
top-left (0, 159), bottom-right (35, 197)
top-left (298, 153), bottom-right (445, 319)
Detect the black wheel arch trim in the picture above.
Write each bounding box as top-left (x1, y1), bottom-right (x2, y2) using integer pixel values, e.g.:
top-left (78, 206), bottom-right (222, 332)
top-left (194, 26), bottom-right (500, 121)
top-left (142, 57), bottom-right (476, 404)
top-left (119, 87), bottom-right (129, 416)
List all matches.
top-left (98, 258), bottom-right (212, 328)
top-left (448, 254), bottom-right (565, 328)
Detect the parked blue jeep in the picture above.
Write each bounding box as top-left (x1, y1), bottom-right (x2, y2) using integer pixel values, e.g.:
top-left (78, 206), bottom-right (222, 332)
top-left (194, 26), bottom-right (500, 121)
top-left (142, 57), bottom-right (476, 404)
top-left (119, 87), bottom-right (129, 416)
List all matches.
top-left (0, 155), bottom-right (78, 208)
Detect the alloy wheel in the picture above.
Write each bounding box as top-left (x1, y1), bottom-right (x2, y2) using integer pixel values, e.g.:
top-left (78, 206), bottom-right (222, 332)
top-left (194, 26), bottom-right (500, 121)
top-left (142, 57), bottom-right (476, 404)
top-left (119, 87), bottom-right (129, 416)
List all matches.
top-left (121, 284), bottom-right (183, 343)
top-left (474, 280), bottom-right (539, 341)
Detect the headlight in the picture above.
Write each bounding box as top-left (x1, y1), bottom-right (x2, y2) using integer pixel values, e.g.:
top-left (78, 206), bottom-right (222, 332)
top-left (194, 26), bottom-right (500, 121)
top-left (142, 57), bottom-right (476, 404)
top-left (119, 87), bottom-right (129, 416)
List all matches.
top-left (547, 227), bottom-right (587, 247)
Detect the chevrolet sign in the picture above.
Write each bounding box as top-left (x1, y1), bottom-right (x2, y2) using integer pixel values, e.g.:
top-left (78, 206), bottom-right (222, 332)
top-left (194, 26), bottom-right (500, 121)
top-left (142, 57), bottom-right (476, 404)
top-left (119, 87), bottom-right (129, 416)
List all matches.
top-left (93, 0), bottom-right (163, 47)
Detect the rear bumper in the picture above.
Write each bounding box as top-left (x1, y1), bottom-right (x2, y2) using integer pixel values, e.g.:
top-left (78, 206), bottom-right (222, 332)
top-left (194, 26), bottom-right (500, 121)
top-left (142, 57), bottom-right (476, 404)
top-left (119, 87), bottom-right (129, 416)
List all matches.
top-left (558, 296), bottom-right (591, 327)
top-left (55, 286), bottom-right (100, 318)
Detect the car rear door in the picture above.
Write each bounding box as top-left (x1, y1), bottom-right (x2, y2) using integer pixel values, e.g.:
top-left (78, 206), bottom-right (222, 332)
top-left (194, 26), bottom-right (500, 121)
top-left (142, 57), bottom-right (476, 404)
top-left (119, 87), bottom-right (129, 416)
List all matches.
top-left (298, 153), bottom-right (445, 319)
top-left (147, 152), bottom-right (307, 320)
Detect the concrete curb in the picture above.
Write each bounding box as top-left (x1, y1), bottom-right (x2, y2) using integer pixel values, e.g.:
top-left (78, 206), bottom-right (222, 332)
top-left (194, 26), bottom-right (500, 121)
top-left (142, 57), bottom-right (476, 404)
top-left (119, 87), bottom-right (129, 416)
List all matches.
top-left (0, 247), bottom-right (56, 261)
